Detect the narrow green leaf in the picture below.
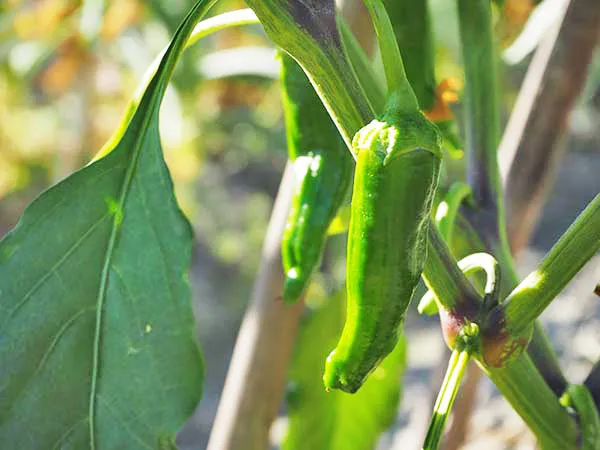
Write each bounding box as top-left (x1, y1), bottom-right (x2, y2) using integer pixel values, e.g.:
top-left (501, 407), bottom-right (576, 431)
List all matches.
top-left (0, 1), bottom-right (218, 448)
top-left (283, 290), bottom-right (406, 450)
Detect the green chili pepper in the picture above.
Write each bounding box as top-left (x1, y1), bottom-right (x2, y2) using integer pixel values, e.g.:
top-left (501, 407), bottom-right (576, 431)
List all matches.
top-left (280, 52), bottom-right (353, 303)
top-left (323, 94), bottom-right (442, 393)
top-left (560, 384), bottom-right (600, 450)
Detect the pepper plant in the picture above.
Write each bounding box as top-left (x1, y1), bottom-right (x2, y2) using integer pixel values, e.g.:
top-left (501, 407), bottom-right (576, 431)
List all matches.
top-left (1, 0), bottom-right (599, 449)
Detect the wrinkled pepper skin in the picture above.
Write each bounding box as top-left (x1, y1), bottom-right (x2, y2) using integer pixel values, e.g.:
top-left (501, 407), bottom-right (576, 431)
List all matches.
top-left (324, 102), bottom-right (441, 393)
top-left (280, 52), bottom-right (353, 303)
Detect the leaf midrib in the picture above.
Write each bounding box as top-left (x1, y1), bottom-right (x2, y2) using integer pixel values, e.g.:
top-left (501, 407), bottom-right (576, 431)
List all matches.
top-left (88, 100), bottom-right (160, 450)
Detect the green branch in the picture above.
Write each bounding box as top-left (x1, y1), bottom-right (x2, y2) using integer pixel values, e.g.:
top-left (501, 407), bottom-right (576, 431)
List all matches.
top-left (502, 194), bottom-right (600, 334)
top-left (453, 1), bottom-right (573, 442)
top-left (422, 225), bottom-right (480, 312)
top-left (456, 0), bottom-right (503, 212)
top-left (483, 355), bottom-right (578, 449)
top-left (456, 0), bottom-right (515, 283)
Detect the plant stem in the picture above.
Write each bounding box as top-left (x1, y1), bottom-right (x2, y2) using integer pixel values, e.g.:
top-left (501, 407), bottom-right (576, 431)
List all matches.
top-left (422, 224), bottom-right (480, 312)
top-left (456, 0), bottom-right (503, 213)
top-left (453, 1), bottom-right (576, 445)
top-left (455, 0), bottom-right (516, 295)
top-left (423, 350), bottom-right (471, 450)
top-left (483, 354), bottom-right (578, 449)
top-left (502, 194), bottom-right (600, 334)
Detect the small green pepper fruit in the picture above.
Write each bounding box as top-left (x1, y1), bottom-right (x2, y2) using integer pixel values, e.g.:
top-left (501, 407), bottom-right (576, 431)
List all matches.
top-left (323, 95), bottom-right (442, 393)
top-left (280, 52), bottom-right (353, 303)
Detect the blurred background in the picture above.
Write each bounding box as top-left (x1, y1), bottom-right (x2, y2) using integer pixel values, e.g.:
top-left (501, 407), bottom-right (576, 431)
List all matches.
top-left (1, 0), bottom-right (599, 448)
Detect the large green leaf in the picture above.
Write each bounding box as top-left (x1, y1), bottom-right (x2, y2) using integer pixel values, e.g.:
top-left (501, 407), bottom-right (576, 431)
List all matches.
top-left (0, 1), bottom-right (218, 448)
top-left (283, 289), bottom-right (407, 450)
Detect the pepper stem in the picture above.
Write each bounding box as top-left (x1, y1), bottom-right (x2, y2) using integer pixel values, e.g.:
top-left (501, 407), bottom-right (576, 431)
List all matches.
top-left (422, 349), bottom-right (471, 450)
top-left (362, 0), bottom-right (419, 112)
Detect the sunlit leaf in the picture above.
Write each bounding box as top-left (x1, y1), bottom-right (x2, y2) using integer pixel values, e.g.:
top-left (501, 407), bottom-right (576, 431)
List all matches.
top-left (0, 1), bottom-right (219, 447)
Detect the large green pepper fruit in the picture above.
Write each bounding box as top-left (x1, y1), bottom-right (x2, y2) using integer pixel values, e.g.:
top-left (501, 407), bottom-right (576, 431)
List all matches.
top-left (280, 52), bottom-right (354, 303)
top-left (323, 94), bottom-right (442, 393)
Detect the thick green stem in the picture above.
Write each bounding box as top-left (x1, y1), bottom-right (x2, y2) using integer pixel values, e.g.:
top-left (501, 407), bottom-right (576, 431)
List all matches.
top-left (503, 194), bottom-right (600, 334)
top-left (495, 227), bottom-right (566, 395)
top-left (426, 212), bottom-right (574, 447)
top-left (422, 225), bottom-right (480, 312)
top-left (454, 0), bottom-right (515, 305)
top-left (452, 215), bottom-right (568, 405)
top-left (456, 0), bottom-right (514, 300)
top-left (483, 354), bottom-right (578, 449)
top-left (456, 0), bottom-right (503, 212)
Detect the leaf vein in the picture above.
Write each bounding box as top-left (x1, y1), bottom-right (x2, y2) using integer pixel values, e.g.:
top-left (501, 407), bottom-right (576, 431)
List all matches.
top-left (2, 307), bottom-right (94, 422)
top-left (96, 394), bottom-right (154, 450)
top-left (51, 416), bottom-right (88, 450)
top-left (4, 214), bottom-right (110, 325)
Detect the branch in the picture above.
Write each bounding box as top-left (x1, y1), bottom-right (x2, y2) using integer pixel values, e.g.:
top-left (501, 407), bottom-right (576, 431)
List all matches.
top-left (422, 225), bottom-right (480, 314)
top-left (207, 163), bottom-right (305, 450)
top-left (502, 194), bottom-right (600, 334)
top-left (499, 0), bottom-right (600, 253)
top-left (483, 353), bottom-right (578, 448)
top-left (457, 0), bottom-right (503, 215)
